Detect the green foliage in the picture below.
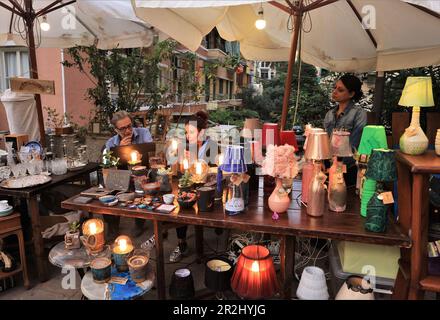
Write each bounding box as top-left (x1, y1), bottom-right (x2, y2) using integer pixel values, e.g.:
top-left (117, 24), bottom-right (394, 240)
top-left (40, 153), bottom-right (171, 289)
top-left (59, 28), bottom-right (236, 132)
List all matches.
top-left (209, 108), bottom-right (259, 127)
top-left (178, 171), bottom-right (194, 188)
top-left (68, 221), bottom-right (81, 233)
top-left (237, 62), bottom-right (331, 128)
top-left (63, 40), bottom-right (177, 131)
top-left (101, 151), bottom-right (120, 168)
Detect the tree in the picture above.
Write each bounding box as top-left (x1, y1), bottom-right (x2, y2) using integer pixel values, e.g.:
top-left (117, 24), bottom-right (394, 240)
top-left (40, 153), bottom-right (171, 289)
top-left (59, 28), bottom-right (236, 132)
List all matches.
top-left (238, 62), bottom-right (332, 128)
top-left (63, 40), bottom-right (177, 131)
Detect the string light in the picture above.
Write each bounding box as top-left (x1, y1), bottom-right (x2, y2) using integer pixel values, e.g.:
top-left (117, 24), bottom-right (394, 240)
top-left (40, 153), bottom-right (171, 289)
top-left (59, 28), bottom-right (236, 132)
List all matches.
top-left (255, 3), bottom-right (266, 30)
top-left (40, 15), bottom-right (50, 32)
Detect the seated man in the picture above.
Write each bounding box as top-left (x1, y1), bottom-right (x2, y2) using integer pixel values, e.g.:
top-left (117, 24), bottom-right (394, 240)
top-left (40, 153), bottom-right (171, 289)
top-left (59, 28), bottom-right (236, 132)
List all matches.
top-left (104, 111), bottom-right (153, 239)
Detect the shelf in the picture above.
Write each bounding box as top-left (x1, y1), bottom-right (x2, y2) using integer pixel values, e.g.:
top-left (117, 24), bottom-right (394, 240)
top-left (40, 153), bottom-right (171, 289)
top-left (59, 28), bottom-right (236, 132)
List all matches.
top-left (420, 276), bottom-right (440, 292)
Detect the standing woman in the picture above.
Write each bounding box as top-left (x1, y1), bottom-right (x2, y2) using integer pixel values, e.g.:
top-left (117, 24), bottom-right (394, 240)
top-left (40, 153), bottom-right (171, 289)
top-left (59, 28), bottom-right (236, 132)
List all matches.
top-left (170, 110), bottom-right (213, 262)
top-left (324, 74), bottom-right (367, 186)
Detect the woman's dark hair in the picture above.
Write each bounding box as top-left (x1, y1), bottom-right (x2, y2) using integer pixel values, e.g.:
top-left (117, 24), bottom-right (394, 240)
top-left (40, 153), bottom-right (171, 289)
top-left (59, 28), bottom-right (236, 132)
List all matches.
top-left (339, 74), bottom-right (363, 102)
top-left (185, 110), bottom-right (209, 131)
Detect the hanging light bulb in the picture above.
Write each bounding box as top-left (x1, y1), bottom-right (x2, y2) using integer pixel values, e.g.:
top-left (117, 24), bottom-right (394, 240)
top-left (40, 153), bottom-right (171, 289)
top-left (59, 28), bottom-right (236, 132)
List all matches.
top-left (40, 15), bottom-right (51, 32)
top-left (255, 4), bottom-right (266, 30)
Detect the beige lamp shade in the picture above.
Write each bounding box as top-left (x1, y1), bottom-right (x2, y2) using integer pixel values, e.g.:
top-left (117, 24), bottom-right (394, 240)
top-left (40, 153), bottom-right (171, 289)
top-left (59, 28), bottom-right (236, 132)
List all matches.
top-left (242, 118), bottom-right (262, 139)
top-left (304, 132), bottom-right (331, 161)
top-left (398, 76), bottom-right (435, 107)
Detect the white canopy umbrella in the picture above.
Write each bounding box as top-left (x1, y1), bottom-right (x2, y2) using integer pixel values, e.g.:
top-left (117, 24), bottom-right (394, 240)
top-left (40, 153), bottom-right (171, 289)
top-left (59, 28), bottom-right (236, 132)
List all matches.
top-left (0, 0), bottom-right (159, 49)
top-left (0, 0), bottom-right (164, 144)
top-left (132, 0), bottom-right (440, 129)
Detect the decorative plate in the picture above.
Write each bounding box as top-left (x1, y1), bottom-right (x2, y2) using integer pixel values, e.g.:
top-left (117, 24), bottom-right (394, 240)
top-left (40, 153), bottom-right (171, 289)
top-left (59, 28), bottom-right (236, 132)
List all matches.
top-left (0, 174), bottom-right (52, 189)
top-left (24, 141), bottom-right (43, 155)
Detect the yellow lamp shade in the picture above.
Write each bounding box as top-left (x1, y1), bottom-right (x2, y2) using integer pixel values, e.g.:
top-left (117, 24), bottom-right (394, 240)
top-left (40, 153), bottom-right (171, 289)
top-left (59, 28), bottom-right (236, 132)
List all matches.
top-left (398, 76), bottom-right (434, 107)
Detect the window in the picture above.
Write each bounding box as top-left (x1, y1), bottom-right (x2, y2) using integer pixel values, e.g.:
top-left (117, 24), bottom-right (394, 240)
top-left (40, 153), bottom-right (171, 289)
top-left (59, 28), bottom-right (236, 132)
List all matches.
top-left (219, 79), bottom-right (224, 94)
top-left (0, 47), bottom-right (30, 92)
top-left (260, 70), bottom-right (269, 79)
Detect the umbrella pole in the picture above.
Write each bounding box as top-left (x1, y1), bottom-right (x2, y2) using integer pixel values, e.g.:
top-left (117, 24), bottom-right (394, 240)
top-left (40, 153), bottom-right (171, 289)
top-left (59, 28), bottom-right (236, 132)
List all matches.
top-left (372, 71), bottom-right (385, 125)
top-left (25, 17), bottom-right (46, 147)
top-left (280, 10), bottom-right (303, 131)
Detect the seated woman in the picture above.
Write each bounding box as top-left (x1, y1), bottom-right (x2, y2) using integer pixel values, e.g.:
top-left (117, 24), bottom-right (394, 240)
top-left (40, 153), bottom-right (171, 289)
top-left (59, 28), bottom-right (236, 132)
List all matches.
top-left (141, 111), bottom-right (217, 262)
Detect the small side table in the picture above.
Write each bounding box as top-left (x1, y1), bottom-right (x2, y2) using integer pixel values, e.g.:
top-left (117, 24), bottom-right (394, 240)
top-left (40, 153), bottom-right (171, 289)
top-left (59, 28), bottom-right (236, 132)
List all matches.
top-left (81, 264), bottom-right (155, 300)
top-left (0, 213), bottom-right (29, 289)
top-left (49, 242), bottom-right (111, 278)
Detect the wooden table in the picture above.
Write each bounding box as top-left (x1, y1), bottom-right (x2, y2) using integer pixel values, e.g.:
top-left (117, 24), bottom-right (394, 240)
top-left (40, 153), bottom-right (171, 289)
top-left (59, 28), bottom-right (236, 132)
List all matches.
top-left (62, 179), bottom-right (410, 300)
top-left (48, 242), bottom-right (112, 278)
top-left (81, 264), bottom-right (155, 300)
top-left (394, 150), bottom-right (440, 299)
top-left (0, 163), bottom-right (100, 282)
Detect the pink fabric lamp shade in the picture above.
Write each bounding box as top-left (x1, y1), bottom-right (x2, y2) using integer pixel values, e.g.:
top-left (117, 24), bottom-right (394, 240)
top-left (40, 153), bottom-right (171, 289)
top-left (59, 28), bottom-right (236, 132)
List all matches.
top-left (280, 130), bottom-right (298, 152)
top-left (262, 123), bottom-right (280, 147)
top-left (231, 245), bottom-right (279, 299)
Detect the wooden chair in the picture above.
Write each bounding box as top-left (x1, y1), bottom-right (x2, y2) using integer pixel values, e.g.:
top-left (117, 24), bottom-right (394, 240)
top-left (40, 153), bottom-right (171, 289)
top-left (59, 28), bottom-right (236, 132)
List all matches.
top-left (0, 213), bottom-right (30, 289)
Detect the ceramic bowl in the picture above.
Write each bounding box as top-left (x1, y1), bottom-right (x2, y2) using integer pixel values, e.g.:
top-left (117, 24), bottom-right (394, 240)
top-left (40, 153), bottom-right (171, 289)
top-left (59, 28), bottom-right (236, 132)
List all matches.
top-left (163, 194), bottom-right (175, 205)
top-left (142, 182), bottom-right (160, 195)
top-left (99, 195), bottom-right (117, 204)
top-left (178, 191), bottom-right (198, 209)
top-left (117, 192), bottom-right (135, 202)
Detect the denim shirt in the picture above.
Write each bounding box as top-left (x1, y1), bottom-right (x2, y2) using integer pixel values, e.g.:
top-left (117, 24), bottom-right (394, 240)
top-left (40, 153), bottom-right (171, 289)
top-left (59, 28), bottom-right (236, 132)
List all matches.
top-left (105, 127), bottom-right (153, 150)
top-left (324, 101), bottom-right (367, 165)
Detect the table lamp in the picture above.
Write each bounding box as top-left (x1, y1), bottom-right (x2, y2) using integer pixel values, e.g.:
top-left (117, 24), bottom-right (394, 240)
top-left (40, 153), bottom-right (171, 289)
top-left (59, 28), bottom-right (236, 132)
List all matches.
top-left (399, 76), bottom-right (434, 155)
top-left (328, 130), bottom-right (352, 212)
top-left (304, 132), bottom-right (331, 217)
top-left (280, 131), bottom-right (298, 152)
top-left (262, 123), bottom-right (280, 147)
top-left (231, 245), bottom-right (278, 299)
top-left (302, 127), bottom-right (324, 204)
top-left (241, 118), bottom-right (262, 140)
top-left (364, 149), bottom-right (397, 233)
top-left (204, 257), bottom-right (234, 300)
top-left (220, 145), bottom-right (248, 216)
top-left (112, 235), bottom-right (134, 272)
top-left (356, 125), bottom-right (388, 195)
top-left (81, 219), bottom-right (105, 254)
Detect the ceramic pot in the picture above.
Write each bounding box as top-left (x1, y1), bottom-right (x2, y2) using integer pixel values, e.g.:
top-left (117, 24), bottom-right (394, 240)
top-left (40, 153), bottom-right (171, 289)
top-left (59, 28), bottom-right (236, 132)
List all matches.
top-left (64, 230), bottom-right (81, 250)
top-left (90, 257), bottom-right (112, 284)
top-left (268, 178), bottom-right (290, 214)
top-left (128, 251), bottom-right (149, 283)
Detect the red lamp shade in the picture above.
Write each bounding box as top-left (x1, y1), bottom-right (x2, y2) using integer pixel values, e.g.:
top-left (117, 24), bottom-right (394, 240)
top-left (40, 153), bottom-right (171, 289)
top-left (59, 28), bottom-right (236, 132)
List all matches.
top-left (231, 245), bottom-right (279, 299)
top-left (262, 123), bottom-right (280, 147)
top-left (280, 130), bottom-right (298, 152)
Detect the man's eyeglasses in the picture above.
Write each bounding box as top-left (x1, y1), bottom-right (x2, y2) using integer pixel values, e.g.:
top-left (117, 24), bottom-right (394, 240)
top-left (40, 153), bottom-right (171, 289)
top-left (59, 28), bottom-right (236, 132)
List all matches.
top-left (116, 124), bottom-right (132, 132)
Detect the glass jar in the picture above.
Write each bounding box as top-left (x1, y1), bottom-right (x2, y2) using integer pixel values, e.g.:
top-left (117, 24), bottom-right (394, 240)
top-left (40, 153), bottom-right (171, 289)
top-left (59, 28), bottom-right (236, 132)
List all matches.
top-left (225, 181), bottom-right (245, 216)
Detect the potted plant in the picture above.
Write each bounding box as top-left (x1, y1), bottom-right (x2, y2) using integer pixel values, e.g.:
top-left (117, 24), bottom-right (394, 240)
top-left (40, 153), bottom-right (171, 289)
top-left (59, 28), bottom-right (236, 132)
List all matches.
top-left (44, 106), bottom-right (74, 136)
top-left (178, 171), bottom-right (194, 192)
top-left (101, 150), bottom-right (120, 186)
top-left (64, 221), bottom-right (81, 250)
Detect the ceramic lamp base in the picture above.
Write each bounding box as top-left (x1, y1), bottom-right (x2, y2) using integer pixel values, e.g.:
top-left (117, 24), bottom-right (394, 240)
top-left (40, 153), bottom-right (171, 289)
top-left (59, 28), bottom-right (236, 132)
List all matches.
top-left (400, 126), bottom-right (428, 155)
top-left (225, 198), bottom-right (245, 216)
